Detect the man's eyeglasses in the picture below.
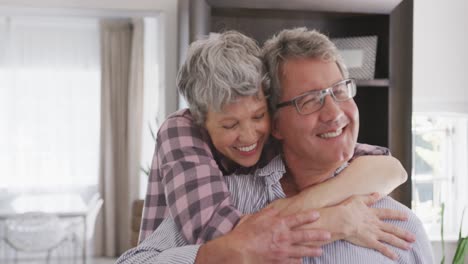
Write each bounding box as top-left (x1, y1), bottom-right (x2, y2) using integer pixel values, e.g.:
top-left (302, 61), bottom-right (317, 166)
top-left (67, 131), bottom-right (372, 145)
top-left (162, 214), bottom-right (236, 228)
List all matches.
top-left (276, 78), bottom-right (357, 115)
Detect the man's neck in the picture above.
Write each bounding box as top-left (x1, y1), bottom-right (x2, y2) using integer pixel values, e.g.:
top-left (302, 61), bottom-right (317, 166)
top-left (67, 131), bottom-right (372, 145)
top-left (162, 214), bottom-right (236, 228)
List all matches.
top-left (282, 151), bottom-right (345, 191)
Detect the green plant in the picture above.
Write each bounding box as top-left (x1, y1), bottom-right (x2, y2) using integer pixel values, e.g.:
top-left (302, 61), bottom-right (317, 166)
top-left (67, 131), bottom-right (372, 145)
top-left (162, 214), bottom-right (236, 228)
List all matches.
top-left (440, 204), bottom-right (468, 264)
top-left (453, 208), bottom-right (468, 264)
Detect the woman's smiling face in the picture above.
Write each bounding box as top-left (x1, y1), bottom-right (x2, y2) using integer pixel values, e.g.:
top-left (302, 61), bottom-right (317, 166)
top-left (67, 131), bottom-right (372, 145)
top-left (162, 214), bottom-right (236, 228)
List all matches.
top-left (204, 90), bottom-right (270, 168)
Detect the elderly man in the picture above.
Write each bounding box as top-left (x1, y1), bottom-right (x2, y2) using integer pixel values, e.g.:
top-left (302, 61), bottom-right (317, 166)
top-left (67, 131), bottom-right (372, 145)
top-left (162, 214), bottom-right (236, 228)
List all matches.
top-left (117, 28), bottom-right (433, 264)
top-left (258, 27), bottom-right (434, 263)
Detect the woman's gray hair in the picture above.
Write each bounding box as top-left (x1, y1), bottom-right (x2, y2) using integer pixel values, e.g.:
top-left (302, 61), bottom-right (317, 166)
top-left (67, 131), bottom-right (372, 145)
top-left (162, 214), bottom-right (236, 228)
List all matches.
top-left (262, 27), bottom-right (348, 115)
top-left (177, 31), bottom-right (267, 125)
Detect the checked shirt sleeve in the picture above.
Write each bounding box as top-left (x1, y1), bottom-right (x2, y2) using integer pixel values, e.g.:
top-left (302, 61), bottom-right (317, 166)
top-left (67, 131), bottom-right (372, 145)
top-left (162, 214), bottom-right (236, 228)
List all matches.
top-left (139, 111), bottom-right (241, 244)
top-left (352, 143), bottom-right (391, 159)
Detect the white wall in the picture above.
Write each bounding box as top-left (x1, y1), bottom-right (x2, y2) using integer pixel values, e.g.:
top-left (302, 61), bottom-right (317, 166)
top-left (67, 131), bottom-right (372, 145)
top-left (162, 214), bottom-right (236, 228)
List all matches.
top-left (414, 1), bottom-right (468, 263)
top-left (0, 0), bottom-right (179, 119)
top-left (413, 0), bottom-right (468, 113)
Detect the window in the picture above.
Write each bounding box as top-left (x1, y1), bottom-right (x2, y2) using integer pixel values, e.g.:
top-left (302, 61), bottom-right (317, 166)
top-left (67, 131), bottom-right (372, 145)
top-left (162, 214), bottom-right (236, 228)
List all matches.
top-left (412, 113), bottom-right (468, 239)
top-left (0, 16), bottom-right (100, 192)
top-left (138, 17), bottom-right (162, 198)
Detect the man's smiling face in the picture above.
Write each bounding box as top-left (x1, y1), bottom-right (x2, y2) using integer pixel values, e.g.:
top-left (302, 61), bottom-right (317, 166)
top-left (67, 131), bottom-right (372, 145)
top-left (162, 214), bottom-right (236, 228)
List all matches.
top-left (272, 57), bottom-right (359, 168)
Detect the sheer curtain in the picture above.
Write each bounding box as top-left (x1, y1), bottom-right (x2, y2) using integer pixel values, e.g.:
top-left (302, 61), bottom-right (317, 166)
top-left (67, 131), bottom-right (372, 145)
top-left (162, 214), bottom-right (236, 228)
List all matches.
top-left (0, 16), bottom-right (100, 192)
top-left (98, 18), bottom-right (145, 256)
top-left (0, 14), bottom-right (158, 256)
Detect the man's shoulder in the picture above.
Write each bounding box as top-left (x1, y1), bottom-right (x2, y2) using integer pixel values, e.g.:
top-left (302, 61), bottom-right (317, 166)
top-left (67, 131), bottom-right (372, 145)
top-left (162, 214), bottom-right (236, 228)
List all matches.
top-left (374, 196), bottom-right (411, 210)
top-left (371, 197), bottom-right (434, 263)
top-left (374, 197), bottom-right (417, 219)
top-left (373, 197), bottom-right (426, 234)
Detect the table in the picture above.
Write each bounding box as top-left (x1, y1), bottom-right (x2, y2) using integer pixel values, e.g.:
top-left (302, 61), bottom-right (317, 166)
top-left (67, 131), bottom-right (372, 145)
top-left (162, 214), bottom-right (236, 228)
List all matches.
top-left (0, 193), bottom-right (95, 263)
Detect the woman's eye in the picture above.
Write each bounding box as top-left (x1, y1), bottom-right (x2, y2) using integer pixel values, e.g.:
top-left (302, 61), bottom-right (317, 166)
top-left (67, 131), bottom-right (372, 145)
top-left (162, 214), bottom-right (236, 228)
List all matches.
top-left (222, 123), bottom-right (237, 129)
top-left (253, 112), bottom-right (265, 120)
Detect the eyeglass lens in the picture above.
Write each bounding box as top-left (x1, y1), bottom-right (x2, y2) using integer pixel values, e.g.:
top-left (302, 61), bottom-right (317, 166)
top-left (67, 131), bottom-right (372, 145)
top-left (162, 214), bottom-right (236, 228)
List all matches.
top-left (296, 80), bottom-right (355, 114)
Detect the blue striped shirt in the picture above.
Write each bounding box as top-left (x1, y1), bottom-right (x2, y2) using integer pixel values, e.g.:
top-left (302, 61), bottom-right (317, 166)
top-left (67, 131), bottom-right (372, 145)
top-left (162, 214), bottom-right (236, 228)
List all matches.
top-left (117, 156), bottom-right (434, 263)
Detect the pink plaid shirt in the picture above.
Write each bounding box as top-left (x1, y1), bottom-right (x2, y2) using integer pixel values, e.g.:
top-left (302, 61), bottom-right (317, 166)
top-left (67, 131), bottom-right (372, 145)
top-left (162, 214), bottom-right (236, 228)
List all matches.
top-left (138, 109), bottom-right (390, 244)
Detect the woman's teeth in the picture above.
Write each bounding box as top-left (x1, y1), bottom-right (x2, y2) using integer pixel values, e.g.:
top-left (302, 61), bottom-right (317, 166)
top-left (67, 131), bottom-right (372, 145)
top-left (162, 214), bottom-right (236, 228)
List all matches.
top-left (236, 142), bottom-right (257, 152)
top-left (319, 128), bottom-right (343, 139)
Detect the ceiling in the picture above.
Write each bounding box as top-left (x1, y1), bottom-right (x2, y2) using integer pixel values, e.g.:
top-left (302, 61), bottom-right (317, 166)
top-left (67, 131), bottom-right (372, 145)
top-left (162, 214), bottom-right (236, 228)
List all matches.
top-left (206, 0), bottom-right (404, 14)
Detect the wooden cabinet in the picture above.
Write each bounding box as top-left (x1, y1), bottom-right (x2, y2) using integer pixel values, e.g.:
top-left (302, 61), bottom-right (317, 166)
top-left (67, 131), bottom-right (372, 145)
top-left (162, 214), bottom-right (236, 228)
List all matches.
top-left (182, 0), bottom-right (413, 206)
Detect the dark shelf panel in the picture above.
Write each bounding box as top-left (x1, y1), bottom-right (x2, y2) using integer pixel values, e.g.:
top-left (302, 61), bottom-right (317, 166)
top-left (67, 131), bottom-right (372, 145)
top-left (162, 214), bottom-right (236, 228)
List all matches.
top-left (356, 79), bottom-right (389, 87)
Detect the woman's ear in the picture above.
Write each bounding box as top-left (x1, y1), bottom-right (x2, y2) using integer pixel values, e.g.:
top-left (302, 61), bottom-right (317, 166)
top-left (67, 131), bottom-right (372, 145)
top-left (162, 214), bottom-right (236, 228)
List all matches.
top-left (271, 116), bottom-right (283, 140)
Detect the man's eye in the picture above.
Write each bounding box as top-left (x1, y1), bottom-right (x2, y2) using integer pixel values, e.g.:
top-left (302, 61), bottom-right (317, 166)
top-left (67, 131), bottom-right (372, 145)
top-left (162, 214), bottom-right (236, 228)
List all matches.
top-left (253, 112), bottom-right (265, 120)
top-left (299, 95), bottom-right (320, 108)
top-left (333, 86), bottom-right (347, 97)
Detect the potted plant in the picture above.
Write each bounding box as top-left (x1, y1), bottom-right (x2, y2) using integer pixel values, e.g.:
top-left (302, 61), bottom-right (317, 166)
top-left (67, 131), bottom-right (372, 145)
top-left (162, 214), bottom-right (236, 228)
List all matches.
top-left (440, 204), bottom-right (468, 264)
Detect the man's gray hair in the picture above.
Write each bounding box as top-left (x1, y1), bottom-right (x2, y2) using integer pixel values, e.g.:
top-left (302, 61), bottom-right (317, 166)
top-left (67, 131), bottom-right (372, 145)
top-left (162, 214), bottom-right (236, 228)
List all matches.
top-left (177, 31), bottom-right (267, 125)
top-left (262, 27), bottom-right (348, 115)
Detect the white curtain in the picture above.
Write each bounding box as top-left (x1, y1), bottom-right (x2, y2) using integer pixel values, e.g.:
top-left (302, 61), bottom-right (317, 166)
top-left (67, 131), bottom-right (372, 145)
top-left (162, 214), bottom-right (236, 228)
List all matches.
top-left (0, 16), bottom-right (100, 192)
top-left (97, 18), bottom-right (145, 256)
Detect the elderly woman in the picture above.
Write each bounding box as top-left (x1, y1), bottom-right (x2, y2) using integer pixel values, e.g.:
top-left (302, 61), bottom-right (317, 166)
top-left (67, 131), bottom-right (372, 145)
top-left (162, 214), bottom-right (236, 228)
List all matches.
top-left (134, 31), bottom-right (410, 261)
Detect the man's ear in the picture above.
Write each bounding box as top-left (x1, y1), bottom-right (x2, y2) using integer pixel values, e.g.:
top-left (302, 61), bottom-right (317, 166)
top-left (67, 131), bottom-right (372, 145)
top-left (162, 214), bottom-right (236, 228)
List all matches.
top-left (271, 116), bottom-right (284, 140)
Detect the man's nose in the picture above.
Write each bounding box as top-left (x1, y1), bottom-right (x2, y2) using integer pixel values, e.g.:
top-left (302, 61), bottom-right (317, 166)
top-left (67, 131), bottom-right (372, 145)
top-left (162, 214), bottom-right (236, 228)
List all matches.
top-left (319, 95), bottom-right (343, 122)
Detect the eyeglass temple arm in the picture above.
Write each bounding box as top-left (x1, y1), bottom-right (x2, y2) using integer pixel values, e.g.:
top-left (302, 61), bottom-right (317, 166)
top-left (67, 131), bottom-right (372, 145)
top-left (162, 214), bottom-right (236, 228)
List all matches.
top-left (276, 100), bottom-right (296, 109)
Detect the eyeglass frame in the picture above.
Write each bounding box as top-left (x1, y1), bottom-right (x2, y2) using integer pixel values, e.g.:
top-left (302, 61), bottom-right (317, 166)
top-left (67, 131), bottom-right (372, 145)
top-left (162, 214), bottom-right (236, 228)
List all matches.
top-left (276, 78), bottom-right (357, 115)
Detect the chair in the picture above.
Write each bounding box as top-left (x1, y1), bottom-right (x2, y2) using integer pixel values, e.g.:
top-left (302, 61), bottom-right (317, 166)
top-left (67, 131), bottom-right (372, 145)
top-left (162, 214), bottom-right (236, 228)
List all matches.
top-left (69, 194), bottom-right (103, 262)
top-left (84, 195), bottom-right (103, 243)
top-left (131, 199), bottom-right (144, 247)
top-left (4, 212), bottom-right (69, 263)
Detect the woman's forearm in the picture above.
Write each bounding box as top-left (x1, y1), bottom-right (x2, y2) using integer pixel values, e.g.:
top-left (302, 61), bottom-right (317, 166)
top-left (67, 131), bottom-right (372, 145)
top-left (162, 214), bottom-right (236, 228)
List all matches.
top-left (271, 156), bottom-right (407, 216)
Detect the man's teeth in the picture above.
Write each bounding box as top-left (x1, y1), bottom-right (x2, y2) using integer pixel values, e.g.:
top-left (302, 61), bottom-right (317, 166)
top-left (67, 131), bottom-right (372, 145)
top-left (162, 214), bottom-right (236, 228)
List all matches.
top-left (319, 128), bottom-right (343, 139)
top-left (236, 143), bottom-right (257, 152)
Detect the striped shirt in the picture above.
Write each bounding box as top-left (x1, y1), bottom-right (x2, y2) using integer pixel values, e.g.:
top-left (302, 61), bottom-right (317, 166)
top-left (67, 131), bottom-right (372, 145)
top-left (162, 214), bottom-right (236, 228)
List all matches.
top-left (139, 108), bottom-right (391, 244)
top-left (119, 155), bottom-right (434, 264)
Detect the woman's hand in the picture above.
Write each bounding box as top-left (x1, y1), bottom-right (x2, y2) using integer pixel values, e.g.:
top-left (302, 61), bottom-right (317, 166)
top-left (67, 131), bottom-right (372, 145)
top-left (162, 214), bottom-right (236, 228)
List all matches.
top-left (230, 207), bottom-right (331, 264)
top-left (332, 193), bottom-right (416, 260)
top-left (196, 207), bottom-right (331, 264)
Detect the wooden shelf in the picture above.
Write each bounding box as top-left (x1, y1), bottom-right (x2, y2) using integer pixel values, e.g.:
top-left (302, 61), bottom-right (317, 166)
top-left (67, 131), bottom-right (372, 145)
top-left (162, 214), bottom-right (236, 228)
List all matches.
top-left (356, 79), bottom-right (389, 87)
top-left (206, 0), bottom-right (401, 14)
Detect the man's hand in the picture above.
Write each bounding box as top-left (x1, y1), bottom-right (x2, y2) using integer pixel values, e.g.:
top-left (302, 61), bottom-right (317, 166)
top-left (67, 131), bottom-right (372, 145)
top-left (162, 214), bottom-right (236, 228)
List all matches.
top-left (335, 193), bottom-right (416, 260)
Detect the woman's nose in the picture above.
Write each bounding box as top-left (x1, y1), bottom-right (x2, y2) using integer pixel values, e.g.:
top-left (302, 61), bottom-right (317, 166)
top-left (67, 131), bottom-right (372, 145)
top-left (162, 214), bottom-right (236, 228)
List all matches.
top-left (239, 123), bottom-right (257, 143)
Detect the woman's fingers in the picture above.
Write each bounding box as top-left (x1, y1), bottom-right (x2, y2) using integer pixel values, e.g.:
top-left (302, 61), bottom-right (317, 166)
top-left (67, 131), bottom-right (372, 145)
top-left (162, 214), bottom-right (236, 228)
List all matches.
top-left (373, 208), bottom-right (408, 221)
top-left (378, 230), bottom-right (412, 250)
top-left (233, 206), bottom-right (326, 262)
top-left (284, 210), bottom-right (321, 229)
top-left (380, 222), bottom-right (416, 243)
top-left (368, 238), bottom-right (399, 260)
top-left (288, 229), bottom-right (331, 245)
top-left (282, 258), bottom-right (302, 264)
top-left (284, 245), bottom-right (323, 258)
